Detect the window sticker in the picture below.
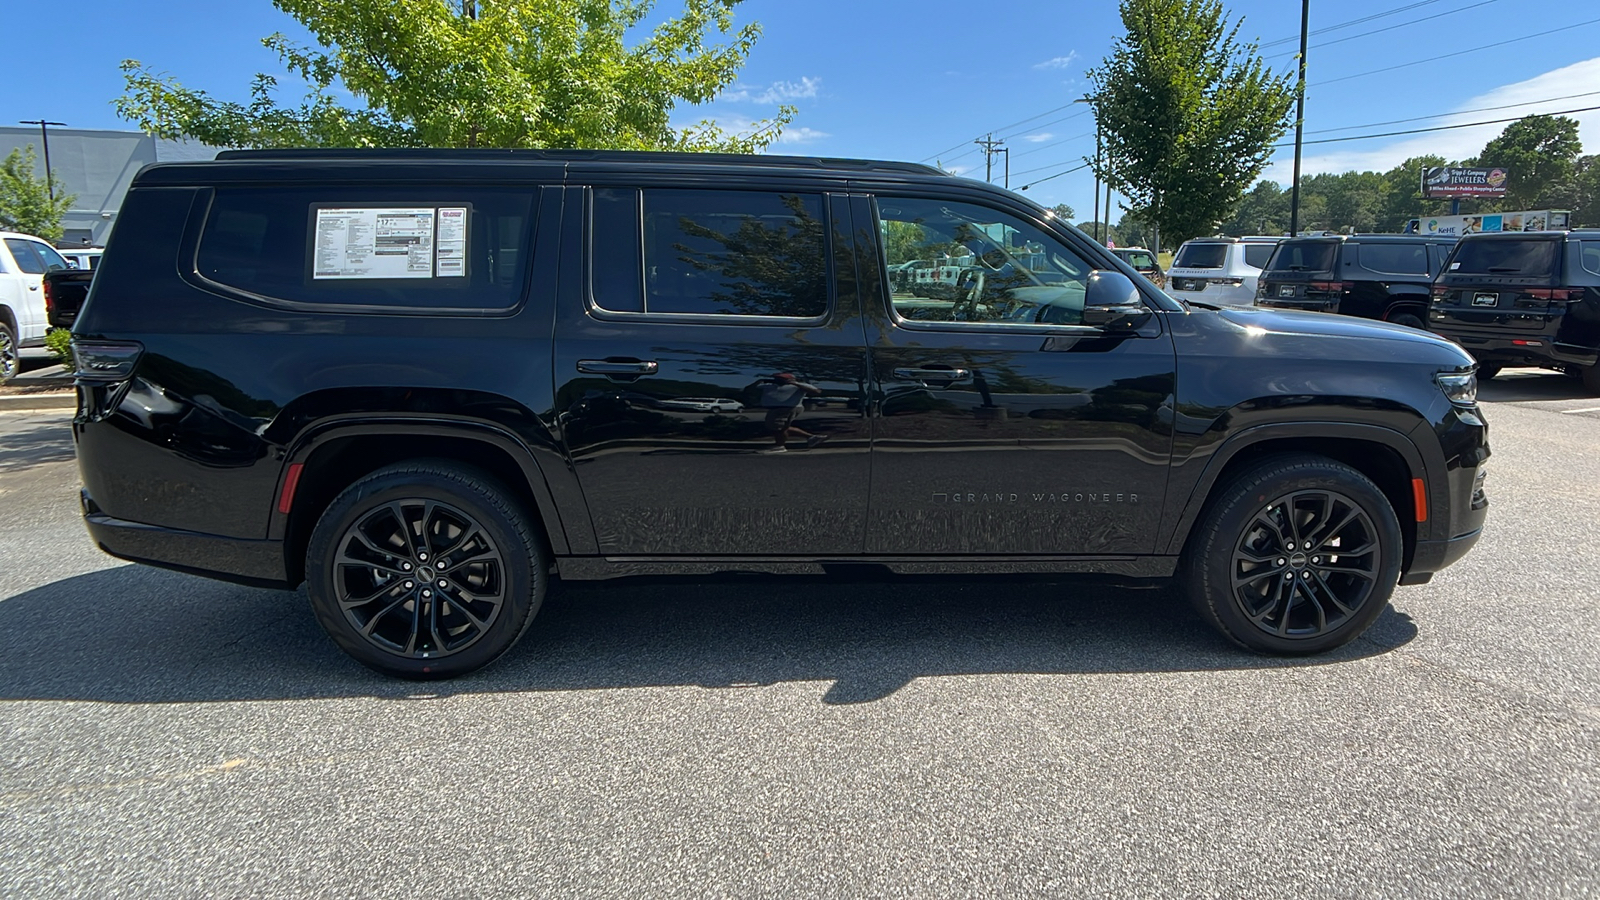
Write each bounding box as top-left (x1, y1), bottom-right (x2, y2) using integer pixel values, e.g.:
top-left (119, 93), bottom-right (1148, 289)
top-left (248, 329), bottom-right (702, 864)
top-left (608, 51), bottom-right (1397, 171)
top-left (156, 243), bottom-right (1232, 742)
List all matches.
top-left (435, 207), bottom-right (468, 277)
top-left (314, 207), bottom-right (440, 279)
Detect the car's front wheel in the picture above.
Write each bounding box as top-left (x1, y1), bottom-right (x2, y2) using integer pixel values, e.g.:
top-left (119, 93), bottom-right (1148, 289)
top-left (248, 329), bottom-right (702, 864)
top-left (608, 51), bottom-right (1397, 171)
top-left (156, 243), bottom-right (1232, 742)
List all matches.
top-left (1184, 455), bottom-right (1402, 654)
top-left (305, 461), bottom-right (548, 679)
top-left (0, 320), bottom-right (17, 384)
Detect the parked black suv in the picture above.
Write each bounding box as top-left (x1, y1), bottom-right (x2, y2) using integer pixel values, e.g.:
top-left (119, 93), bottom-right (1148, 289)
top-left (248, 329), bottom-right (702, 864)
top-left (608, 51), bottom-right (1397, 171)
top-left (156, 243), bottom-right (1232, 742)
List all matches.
top-left (1429, 230), bottom-right (1600, 393)
top-left (1255, 234), bottom-right (1457, 329)
top-left (70, 149), bottom-right (1490, 678)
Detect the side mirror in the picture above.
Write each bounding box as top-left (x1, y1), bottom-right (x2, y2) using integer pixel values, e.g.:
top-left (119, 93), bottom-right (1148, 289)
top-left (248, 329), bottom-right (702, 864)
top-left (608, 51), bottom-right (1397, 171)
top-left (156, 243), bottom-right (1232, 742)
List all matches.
top-left (1081, 270), bottom-right (1151, 330)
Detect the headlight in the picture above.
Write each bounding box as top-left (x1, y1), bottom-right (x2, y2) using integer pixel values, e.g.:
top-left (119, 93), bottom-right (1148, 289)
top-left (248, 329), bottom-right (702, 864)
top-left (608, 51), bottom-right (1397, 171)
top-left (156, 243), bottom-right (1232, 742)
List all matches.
top-left (1435, 371), bottom-right (1477, 406)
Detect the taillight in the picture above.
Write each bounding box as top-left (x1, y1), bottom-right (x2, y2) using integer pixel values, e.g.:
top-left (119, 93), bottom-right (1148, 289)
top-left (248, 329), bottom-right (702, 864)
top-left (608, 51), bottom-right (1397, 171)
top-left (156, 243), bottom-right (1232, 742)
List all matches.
top-left (1524, 287), bottom-right (1583, 302)
top-left (41, 278), bottom-right (53, 315)
top-left (1430, 285), bottom-right (1449, 300)
top-left (1307, 281), bottom-right (1353, 293)
top-left (71, 340), bottom-right (144, 382)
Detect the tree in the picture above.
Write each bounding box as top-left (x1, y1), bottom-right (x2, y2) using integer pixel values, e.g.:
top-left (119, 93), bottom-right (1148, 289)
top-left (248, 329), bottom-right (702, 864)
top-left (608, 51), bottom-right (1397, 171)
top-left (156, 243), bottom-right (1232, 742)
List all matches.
top-left (0, 147), bottom-right (75, 242)
top-left (1473, 114), bottom-right (1583, 209)
top-left (1219, 179), bottom-right (1287, 236)
top-left (1086, 0), bottom-right (1294, 252)
top-left (1377, 155), bottom-right (1450, 232)
top-left (1048, 203), bottom-right (1076, 220)
top-left (115, 0), bottom-right (791, 152)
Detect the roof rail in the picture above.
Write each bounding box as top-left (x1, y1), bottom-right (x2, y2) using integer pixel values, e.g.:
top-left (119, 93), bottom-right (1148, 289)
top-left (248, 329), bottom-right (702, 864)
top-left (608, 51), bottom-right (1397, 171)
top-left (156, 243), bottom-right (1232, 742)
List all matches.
top-left (212, 147), bottom-right (948, 177)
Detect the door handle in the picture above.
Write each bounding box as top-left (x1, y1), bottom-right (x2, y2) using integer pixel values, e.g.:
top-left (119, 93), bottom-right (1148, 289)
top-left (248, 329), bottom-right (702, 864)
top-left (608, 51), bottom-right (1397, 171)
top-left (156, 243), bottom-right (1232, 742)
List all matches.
top-left (27, 284), bottom-right (39, 291)
top-left (577, 358), bottom-right (659, 379)
top-left (894, 366), bottom-right (971, 383)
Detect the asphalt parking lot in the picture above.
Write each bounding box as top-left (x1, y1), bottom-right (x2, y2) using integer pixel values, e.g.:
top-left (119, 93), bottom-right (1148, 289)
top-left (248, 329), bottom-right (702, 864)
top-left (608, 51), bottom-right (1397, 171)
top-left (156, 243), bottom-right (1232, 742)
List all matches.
top-left (1, 370), bottom-right (1596, 898)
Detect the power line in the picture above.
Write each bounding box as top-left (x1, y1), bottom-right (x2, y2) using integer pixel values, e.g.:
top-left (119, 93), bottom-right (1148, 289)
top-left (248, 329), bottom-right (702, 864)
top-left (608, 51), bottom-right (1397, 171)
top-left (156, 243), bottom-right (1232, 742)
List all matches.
top-left (1269, 102), bottom-right (1600, 148)
top-left (1315, 17), bottom-right (1600, 86)
top-left (918, 102), bottom-right (1082, 162)
top-left (1009, 130), bottom-right (1096, 159)
top-left (1305, 89), bottom-right (1600, 135)
top-left (1264, 0), bottom-right (1502, 60)
top-left (1016, 162), bottom-right (1092, 192)
top-left (1259, 0), bottom-right (1449, 48)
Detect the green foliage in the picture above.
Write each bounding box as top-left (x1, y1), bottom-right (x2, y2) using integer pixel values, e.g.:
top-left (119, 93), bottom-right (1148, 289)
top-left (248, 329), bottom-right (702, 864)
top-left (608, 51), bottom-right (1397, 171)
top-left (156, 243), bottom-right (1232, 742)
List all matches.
top-left (0, 147), bottom-right (76, 242)
top-left (115, 0), bottom-right (791, 152)
top-left (1074, 221), bottom-right (1123, 247)
top-left (1086, 0), bottom-right (1294, 251)
top-left (1048, 203), bottom-right (1076, 221)
top-left (1473, 114), bottom-right (1583, 209)
top-left (44, 328), bottom-right (73, 370)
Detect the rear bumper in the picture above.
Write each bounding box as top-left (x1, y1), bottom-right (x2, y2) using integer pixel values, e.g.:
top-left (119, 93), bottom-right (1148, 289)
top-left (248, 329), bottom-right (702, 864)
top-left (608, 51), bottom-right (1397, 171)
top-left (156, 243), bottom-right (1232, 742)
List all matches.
top-left (84, 503), bottom-right (291, 589)
top-left (1432, 329), bottom-right (1598, 370)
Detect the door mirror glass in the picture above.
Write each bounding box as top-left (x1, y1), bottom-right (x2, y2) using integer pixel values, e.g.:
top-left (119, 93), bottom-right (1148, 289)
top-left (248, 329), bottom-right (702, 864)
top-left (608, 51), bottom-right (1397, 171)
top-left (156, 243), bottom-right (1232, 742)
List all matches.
top-left (1081, 270), bottom-right (1150, 330)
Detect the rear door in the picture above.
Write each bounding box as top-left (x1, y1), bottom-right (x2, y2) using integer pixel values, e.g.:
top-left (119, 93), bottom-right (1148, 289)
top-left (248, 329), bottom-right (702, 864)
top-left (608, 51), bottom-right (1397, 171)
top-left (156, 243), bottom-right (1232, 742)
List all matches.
top-left (553, 178), bottom-right (872, 556)
top-left (859, 191), bottom-right (1175, 556)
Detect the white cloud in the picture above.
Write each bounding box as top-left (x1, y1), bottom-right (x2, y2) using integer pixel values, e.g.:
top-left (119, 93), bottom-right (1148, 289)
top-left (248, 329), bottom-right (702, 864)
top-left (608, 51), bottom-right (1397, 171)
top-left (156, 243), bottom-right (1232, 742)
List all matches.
top-left (721, 77), bottom-right (821, 104)
top-left (1265, 56), bottom-right (1600, 180)
top-left (944, 165), bottom-right (971, 176)
top-left (1022, 133), bottom-right (1054, 143)
top-left (1033, 52), bottom-right (1079, 71)
top-left (776, 127), bottom-right (830, 144)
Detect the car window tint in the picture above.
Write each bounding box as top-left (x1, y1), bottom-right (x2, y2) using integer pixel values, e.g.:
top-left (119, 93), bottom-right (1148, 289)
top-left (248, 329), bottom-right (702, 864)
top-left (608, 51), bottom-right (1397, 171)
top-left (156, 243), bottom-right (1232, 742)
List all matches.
top-left (622, 189), bottom-right (829, 318)
top-left (1266, 241), bottom-right (1338, 272)
top-left (30, 241), bottom-right (70, 271)
top-left (1447, 239), bottom-right (1559, 276)
top-left (4, 238), bottom-right (45, 274)
top-left (1582, 242), bottom-right (1600, 277)
top-left (197, 187), bottom-right (536, 311)
top-left (1243, 244), bottom-right (1276, 269)
top-left (590, 188), bottom-right (645, 313)
top-left (1174, 243), bottom-right (1226, 269)
top-left (877, 196), bottom-right (1098, 327)
top-left (1358, 242), bottom-right (1428, 275)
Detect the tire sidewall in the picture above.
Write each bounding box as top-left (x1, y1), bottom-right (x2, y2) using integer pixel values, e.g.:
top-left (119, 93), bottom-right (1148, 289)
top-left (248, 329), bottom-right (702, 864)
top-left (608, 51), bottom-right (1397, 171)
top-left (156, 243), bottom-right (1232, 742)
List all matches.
top-left (1191, 459), bottom-right (1403, 655)
top-left (306, 466), bottom-right (543, 679)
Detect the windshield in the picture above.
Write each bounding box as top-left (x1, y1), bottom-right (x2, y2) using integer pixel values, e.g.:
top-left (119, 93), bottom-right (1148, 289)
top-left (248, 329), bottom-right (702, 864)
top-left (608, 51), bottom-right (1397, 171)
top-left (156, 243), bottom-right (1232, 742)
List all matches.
top-left (1173, 243), bottom-right (1227, 269)
top-left (1117, 250), bottom-right (1156, 268)
top-left (1447, 239), bottom-right (1559, 277)
top-left (1265, 241), bottom-right (1338, 272)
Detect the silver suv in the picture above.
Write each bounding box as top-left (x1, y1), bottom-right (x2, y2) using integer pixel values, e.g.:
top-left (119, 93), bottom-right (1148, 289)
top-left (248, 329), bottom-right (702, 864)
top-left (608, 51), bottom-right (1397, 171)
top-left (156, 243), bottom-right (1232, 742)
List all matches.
top-left (1166, 236), bottom-right (1280, 307)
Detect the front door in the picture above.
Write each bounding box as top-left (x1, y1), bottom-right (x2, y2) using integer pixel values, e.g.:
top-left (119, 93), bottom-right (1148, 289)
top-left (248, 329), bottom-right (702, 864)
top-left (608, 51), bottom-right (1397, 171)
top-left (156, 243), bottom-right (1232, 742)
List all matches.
top-left (554, 184), bottom-right (871, 556)
top-left (858, 193), bottom-right (1175, 555)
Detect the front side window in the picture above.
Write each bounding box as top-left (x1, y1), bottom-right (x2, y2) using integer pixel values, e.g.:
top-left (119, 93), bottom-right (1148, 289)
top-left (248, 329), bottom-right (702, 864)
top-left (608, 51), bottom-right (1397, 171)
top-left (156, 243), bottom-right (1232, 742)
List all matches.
top-left (197, 187), bottom-right (536, 311)
top-left (29, 241), bottom-right (69, 271)
top-left (877, 196), bottom-right (1098, 326)
top-left (590, 188), bottom-right (829, 318)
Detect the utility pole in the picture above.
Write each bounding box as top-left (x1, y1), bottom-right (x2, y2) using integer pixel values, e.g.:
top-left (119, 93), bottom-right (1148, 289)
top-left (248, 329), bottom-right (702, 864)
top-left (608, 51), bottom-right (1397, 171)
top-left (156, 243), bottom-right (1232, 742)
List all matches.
top-left (974, 134), bottom-right (1005, 184)
top-left (1288, 0), bottom-right (1309, 236)
top-left (999, 147), bottom-right (1010, 189)
top-left (19, 119), bottom-right (67, 201)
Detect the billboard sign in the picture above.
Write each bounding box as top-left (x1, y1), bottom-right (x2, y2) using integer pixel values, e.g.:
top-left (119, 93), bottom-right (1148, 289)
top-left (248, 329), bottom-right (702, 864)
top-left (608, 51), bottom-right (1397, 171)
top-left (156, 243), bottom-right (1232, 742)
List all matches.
top-left (1421, 166), bottom-right (1509, 199)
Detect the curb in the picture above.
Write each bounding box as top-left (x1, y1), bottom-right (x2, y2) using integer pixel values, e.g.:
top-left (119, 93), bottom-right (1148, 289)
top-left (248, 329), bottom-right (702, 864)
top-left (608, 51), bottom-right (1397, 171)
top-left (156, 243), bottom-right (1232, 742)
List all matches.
top-left (0, 391), bottom-right (76, 411)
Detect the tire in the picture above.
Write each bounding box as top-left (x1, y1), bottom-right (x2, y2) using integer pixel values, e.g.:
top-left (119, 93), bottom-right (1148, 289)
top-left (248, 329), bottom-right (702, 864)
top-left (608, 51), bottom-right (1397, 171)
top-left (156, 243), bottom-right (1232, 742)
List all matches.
top-left (1583, 364), bottom-right (1600, 396)
top-left (1387, 310), bottom-right (1426, 330)
top-left (0, 319), bottom-right (17, 385)
top-left (305, 460), bottom-right (548, 679)
top-left (1182, 454), bottom-right (1403, 655)
top-left (1476, 365), bottom-right (1501, 381)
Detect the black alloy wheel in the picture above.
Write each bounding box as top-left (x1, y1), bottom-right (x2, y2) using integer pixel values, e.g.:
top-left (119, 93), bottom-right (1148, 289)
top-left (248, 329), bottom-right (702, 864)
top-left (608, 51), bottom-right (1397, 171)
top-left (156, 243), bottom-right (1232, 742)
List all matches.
top-left (306, 461), bottom-right (546, 679)
top-left (1388, 311), bottom-right (1426, 330)
top-left (1185, 455), bottom-right (1402, 654)
top-left (0, 322), bottom-right (17, 384)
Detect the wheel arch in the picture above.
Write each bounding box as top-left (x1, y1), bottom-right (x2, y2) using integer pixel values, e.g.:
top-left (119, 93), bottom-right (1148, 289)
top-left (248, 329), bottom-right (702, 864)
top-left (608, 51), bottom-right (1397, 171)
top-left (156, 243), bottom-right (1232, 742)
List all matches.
top-left (1163, 422), bottom-right (1430, 574)
top-left (273, 419), bottom-right (572, 587)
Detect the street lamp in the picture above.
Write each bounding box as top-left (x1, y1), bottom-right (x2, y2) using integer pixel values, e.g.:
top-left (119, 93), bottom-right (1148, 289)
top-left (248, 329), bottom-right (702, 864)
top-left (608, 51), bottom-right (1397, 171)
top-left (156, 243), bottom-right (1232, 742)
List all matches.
top-left (1074, 97), bottom-right (1100, 244)
top-left (19, 119), bottom-right (67, 201)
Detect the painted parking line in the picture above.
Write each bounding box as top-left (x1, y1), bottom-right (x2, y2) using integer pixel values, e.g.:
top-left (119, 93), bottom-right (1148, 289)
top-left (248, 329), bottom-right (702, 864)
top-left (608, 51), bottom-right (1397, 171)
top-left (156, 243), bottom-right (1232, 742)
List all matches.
top-left (1560, 406), bottom-right (1600, 414)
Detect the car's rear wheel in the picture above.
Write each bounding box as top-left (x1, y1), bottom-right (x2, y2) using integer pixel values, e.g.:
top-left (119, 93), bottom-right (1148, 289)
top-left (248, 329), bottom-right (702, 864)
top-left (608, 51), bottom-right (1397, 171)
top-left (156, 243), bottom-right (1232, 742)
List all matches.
top-left (1583, 364), bottom-right (1600, 395)
top-left (1387, 310), bottom-right (1426, 330)
top-left (1476, 365), bottom-right (1501, 380)
top-left (0, 320), bottom-right (17, 384)
top-left (305, 460), bottom-right (547, 679)
top-left (1184, 455), bottom-right (1402, 654)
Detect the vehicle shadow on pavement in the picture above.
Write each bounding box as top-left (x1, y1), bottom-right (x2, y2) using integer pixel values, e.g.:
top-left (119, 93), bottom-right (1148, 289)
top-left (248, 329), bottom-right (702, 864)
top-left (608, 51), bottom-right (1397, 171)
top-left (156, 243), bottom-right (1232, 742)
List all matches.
top-left (0, 566), bottom-right (1417, 706)
top-left (1477, 371), bottom-right (1593, 403)
top-left (0, 422), bottom-right (75, 473)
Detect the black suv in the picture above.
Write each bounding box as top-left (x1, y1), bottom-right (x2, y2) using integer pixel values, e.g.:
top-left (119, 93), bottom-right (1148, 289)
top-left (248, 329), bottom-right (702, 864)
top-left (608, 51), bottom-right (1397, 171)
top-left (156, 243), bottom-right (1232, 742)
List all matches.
top-left (70, 149), bottom-right (1490, 678)
top-left (1429, 230), bottom-right (1600, 393)
top-left (1255, 234), bottom-right (1457, 329)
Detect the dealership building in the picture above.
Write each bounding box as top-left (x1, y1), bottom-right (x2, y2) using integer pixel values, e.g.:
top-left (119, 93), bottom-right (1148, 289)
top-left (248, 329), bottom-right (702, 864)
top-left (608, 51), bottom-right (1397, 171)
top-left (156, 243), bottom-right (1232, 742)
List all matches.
top-left (0, 126), bottom-right (216, 247)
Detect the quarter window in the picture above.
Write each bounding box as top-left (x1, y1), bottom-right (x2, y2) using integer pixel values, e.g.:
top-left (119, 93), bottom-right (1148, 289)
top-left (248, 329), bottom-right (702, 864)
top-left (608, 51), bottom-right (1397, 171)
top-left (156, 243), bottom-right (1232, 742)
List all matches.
top-left (197, 187), bottom-right (536, 311)
top-left (590, 188), bottom-right (829, 318)
top-left (1580, 242), bottom-right (1600, 277)
top-left (1358, 242), bottom-right (1428, 276)
top-left (877, 196), bottom-right (1098, 327)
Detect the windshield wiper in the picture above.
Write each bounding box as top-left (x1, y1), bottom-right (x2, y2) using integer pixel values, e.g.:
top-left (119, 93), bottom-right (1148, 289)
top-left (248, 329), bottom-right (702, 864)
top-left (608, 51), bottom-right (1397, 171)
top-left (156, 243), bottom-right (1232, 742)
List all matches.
top-left (1486, 266), bottom-right (1522, 273)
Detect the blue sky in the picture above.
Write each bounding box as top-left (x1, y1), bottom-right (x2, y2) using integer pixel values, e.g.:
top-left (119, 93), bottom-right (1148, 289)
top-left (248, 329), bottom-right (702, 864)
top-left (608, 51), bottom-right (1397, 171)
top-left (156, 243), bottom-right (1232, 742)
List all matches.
top-left (6, 0), bottom-right (1599, 222)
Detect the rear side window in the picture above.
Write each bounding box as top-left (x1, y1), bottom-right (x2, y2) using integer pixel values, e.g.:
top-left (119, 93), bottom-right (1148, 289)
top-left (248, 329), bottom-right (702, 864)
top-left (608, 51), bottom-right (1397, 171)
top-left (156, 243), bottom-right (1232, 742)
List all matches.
top-left (590, 188), bottom-right (829, 318)
top-left (1174, 243), bottom-right (1227, 269)
top-left (1357, 242), bottom-right (1428, 276)
top-left (3, 238), bottom-right (44, 274)
top-left (1266, 241), bottom-right (1338, 272)
top-left (1242, 243), bottom-right (1276, 269)
top-left (197, 187), bottom-right (536, 311)
top-left (1447, 239), bottom-right (1559, 277)
top-left (1582, 241), bottom-right (1600, 277)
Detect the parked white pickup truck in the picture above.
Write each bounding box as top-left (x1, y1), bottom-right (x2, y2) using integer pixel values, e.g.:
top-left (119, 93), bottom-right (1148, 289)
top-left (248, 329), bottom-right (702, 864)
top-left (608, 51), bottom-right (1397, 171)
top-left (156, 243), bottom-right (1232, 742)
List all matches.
top-left (0, 232), bottom-right (73, 383)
